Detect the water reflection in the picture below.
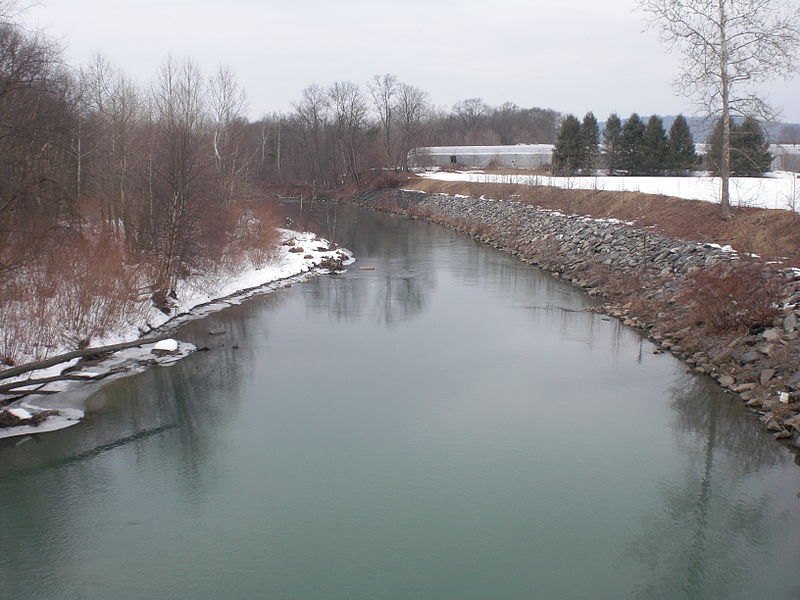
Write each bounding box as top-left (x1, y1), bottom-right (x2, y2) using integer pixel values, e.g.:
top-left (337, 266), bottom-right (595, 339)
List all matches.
top-left (285, 201), bottom-right (435, 326)
top-left (630, 373), bottom-right (798, 599)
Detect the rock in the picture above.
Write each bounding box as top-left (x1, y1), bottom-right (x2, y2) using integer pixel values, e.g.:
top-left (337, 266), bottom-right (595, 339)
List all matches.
top-left (779, 391), bottom-right (790, 404)
top-left (208, 327), bottom-right (225, 335)
top-left (762, 328), bottom-right (782, 342)
top-left (733, 383), bottom-right (757, 393)
top-left (783, 312), bottom-right (798, 333)
top-left (774, 430), bottom-right (793, 440)
top-left (717, 375), bottom-right (735, 388)
top-left (786, 371), bottom-right (800, 390)
top-left (737, 351), bottom-right (759, 364)
top-left (759, 369), bottom-right (776, 386)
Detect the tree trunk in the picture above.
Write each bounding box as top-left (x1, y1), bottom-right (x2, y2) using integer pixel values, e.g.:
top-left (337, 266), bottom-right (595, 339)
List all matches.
top-left (718, 0), bottom-right (731, 221)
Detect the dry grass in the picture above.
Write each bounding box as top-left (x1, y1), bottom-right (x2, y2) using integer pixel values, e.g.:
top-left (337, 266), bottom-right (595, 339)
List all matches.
top-left (405, 179), bottom-right (800, 267)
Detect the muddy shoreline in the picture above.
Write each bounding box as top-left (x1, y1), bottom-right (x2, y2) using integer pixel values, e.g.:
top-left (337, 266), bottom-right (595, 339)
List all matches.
top-left (346, 188), bottom-right (800, 452)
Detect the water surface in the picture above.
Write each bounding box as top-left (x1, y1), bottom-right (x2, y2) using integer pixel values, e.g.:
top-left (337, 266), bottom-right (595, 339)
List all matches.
top-left (1, 204), bottom-right (798, 599)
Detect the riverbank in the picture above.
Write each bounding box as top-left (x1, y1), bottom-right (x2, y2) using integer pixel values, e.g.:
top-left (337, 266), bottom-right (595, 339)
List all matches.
top-left (346, 188), bottom-right (800, 450)
top-left (0, 230), bottom-right (353, 439)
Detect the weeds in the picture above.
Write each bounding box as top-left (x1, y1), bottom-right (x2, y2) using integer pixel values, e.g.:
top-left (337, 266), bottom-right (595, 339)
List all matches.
top-left (677, 262), bottom-right (783, 333)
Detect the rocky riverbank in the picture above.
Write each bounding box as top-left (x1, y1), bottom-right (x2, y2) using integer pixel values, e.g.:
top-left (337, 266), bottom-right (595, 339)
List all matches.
top-left (347, 188), bottom-right (800, 451)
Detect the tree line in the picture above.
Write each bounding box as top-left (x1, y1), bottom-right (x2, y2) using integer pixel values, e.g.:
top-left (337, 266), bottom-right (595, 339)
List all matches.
top-left (0, 9), bottom-right (563, 303)
top-left (552, 111), bottom-right (772, 177)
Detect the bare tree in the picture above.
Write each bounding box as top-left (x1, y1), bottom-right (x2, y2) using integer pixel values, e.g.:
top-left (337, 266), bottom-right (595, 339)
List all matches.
top-left (149, 56), bottom-right (212, 297)
top-left (452, 97), bottom-right (491, 143)
top-left (328, 80), bottom-right (368, 186)
top-left (639, 0), bottom-right (800, 219)
top-left (292, 83), bottom-right (330, 191)
top-left (209, 64), bottom-right (249, 204)
top-left (396, 82), bottom-right (430, 167)
top-left (367, 73), bottom-right (399, 168)
top-left (79, 54), bottom-right (143, 234)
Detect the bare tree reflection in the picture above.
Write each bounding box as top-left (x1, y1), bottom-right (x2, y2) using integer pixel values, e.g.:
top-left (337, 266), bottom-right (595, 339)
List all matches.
top-left (629, 373), bottom-right (790, 599)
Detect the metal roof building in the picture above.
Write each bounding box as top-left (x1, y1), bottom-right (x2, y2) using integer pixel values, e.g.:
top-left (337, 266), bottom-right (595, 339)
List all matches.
top-left (408, 145), bottom-right (554, 170)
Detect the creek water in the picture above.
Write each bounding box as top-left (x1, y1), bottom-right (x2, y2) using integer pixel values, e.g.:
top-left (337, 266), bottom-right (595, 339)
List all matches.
top-left (1, 203), bottom-right (798, 600)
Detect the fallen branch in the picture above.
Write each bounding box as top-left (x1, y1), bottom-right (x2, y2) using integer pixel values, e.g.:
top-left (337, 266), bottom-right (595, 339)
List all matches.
top-left (0, 336), bottom-right (167, 381)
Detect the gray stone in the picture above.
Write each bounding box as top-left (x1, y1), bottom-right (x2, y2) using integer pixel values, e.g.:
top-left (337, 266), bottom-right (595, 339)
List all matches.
top-left (783, 312), bottom-right (798, 333)
top-left (759, 369), bottom-right (776, 386)
top-left (762, 328), bottom-right (782, 342)
top-left (786, 371), bottom-right (800, 390)
top-left (738, 351), bottom-right (759, 364)
top-left (717, 375), bottom-right (735, 388)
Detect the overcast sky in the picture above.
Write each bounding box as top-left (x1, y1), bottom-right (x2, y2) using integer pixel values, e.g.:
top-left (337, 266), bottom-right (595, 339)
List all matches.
top-left (18, 0), bottom-right (800, 122)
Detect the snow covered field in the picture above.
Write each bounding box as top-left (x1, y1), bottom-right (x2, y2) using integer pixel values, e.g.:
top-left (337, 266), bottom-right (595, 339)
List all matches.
top-left (0, 230), bottom-right (354, 439)
top-left (418, 170), bottom-right (800, 212)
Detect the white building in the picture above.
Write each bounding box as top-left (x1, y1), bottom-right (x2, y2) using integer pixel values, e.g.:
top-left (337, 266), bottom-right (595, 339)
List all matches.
top-left (408, 145), bottom-right (554, 170)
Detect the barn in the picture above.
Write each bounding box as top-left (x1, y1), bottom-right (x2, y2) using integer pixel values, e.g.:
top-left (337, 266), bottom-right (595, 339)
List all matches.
top-left (408, 145), bottom-right (554, 170)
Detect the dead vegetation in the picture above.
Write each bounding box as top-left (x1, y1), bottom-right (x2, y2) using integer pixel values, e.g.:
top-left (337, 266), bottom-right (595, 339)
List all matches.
top-left (0, 199), bottom-right (282, 368)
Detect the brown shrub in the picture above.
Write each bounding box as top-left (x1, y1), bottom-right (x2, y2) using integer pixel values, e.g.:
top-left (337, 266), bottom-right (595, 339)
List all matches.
top-left (677, 262), bottom-right (783, 333)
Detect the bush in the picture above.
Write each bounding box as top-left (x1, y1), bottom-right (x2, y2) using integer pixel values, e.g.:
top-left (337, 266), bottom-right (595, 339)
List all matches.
top-left (678, 262), bottom-right (782, 333)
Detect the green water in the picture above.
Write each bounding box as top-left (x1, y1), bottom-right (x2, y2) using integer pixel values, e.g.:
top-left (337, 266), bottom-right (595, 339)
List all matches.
top-left (1, 204), bottom-right (798, 599)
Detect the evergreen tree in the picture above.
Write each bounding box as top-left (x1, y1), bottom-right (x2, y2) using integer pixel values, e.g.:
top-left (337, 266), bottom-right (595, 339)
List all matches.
top-left (551, 114), bottom-right (583, 175)
top-left (603, 113), bottom-right (622, 175)
top-left (733, 116), bottom-right (772, 176)
top-left (641, 114), bottom-right (668, 175)
top-left (581, 112), bottom-right (599, 173)
top-left (706, 116), bottom-right (773, 176)
top-left (666, 114), bottom-right (696, 175)
top-left (617, 113), bottom-right (646, 175)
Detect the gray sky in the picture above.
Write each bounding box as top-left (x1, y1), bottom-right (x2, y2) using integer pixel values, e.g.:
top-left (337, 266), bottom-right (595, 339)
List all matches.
top-left (19, 0), bottom-right (800, 121)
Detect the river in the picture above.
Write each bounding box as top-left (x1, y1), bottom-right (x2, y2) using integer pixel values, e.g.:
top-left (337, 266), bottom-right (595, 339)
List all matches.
top-left (1, 203), bottom-right (798, 599)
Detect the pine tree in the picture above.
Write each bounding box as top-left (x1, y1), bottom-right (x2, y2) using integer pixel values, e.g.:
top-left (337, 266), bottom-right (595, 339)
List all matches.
top-left (603, 113), bottom-right (622, 175)
top-left (666, 114), bottom-right (696, 175)
top-left (641, 115), bottom-right (668, 175)
top-left (617, 113), bottom-right (646, 175)
top-left (581, 112), bottom-right (599, 174)
top-left (732, 116), bottom-right (772, 176)
top-left (551, 114), bottom-right (583, 176)
top-left (706, 117), bottom-right (773, 177)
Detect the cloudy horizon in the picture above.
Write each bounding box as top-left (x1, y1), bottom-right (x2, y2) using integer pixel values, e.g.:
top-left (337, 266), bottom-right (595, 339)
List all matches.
top-left (17, 0), bottom-right (800, 123)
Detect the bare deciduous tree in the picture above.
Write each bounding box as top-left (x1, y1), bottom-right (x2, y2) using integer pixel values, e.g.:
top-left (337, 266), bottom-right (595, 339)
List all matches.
top-left (396, 82), bottom-right (429, 168)
top-left (639, 0), bottom-right (800, 219)
top-left (209, 64), bottom-right (249, 204)
top-left (328, 80), bottom-right (368, 186)
top-left (368, 73), bottom-right (399, 168)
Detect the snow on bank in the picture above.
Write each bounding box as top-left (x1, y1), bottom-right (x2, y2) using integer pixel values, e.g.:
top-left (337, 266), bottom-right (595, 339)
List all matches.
top-left (0, 231), bottom-right (354, 440)
top-left (418, 170), bottom-right (800, 212)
